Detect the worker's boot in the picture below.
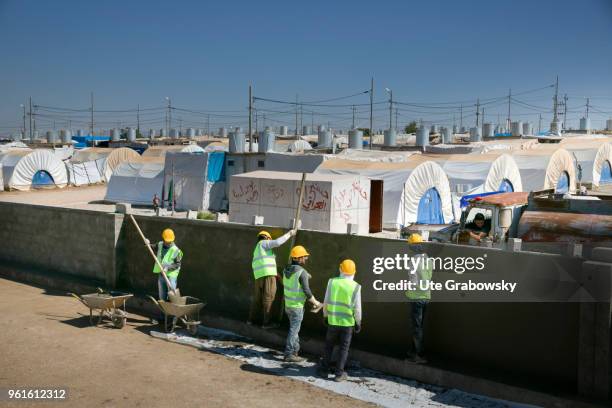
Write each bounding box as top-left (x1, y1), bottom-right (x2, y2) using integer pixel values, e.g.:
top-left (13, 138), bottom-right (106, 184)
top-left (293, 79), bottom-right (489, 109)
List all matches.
top-left (284, 354), bottom-right (305, 363)
top-left (316, 367), bottom-right (329, 379)
top-left (334, 372), bottom-right (348, 382)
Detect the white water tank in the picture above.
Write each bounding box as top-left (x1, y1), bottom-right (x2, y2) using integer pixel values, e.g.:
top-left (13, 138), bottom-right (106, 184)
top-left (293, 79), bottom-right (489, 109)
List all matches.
top-left (169, 128), bottom-right (179, 139)
top-left (606, 119), bottom-right (612, 131)
top-left (259, 129), bottom-right (276, 152)
top-left (511, 121), bottom-right (523, 137)
top-left (482, 123), bottom-right (493, 138)
top-left (186, 128), bottom-right (196, 139)
top-left (416, 127), bottom-right (429, 147)
top-left (348, 129), bottom-right (363, 149)
top-left (302, 125), bottom-right (311, 135)
top-left (111, 128), bottom-right (120, 141)
top-left (441, 127), bottom-right (452, 144)
top-left (46, 130), bottom-right (58, 143)
top-left (280, 125), bottom-right (288, 136)
top-left (469, 127), bottom-right (482, 142)
top-left (384, 129), bottom-right (397, 146)
top-left (149, 129), bottom-right (156, 139)
top-left (318, 129), bottom-right (332, 148)
top-left (60, 129), bottom-right (72, 143)
top-left (219, 127), bottom-right (228, 138)
top-left (522, 122), bottom-right (533, 136)
top-left (579, 117), bottom-right (591, 131)
top-left (229, 131), bottom-right (245, 153)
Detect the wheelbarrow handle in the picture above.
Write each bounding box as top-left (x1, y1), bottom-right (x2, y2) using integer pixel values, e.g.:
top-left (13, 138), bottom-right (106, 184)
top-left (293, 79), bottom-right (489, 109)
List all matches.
top-left (70, 293), bottom-right (89, 308)
top-left (147, 295), bottom-right (161, 308)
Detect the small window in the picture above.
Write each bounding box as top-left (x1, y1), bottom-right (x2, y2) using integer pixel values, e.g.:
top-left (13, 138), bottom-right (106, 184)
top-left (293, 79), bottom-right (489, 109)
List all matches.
top-left (227, 160), bottom-right (234, 166)
top-left (257, 160), bottom-right (265, 168)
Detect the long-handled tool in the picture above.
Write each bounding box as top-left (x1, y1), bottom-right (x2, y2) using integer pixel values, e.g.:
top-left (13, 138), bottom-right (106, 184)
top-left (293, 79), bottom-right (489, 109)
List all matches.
top-left (276, 173), bottom-right (307, 322)
top-left (128, 214), bottom-right (178, 297)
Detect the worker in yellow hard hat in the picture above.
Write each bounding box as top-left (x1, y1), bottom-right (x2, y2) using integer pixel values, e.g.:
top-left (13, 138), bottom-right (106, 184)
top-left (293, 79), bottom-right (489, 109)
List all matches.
top-left (282, 245), bottom-right (321, 362)
top-left (405, 233), bottom-right (432, 364)
top-left (317, 259), bottom-right (361, 382)
top-left (145, 228), bottom-right (183, 301)
top-left (248, 228), bottom-right (296, 329)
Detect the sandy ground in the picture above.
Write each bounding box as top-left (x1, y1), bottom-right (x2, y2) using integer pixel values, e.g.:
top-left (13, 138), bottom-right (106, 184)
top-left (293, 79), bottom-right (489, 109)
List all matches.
top-left (0, 278), bottom-right (372, 408)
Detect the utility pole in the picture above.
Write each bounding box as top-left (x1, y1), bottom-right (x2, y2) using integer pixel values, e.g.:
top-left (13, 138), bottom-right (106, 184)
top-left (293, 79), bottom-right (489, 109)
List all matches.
top-left (586, 97), bottom-right (590, 118)
top-left (299, 104), bottom-right (303, 134)
top-left (388, 90), bottom-right (393, 130)
top-left (311, 112), bottom-right (314, 134)
top-left (369, 77), bottom-right (374, 149)
top-left (20, 104), bottom-right (26, 137)
top-left (507, 88), bottom-right (512, 130)
top-left (482, 107), bottom-right (485, 125)
top-left (248, 85), bottom-right (253, 152)
top-left (460, 104), bottom-right (463, 129)
top-left (395, 108), bottom-right (399, 132)
top-left (295, 94), bottom-right (299, 138)
top-left (207, 114), bottom-right (210, 138)
top-left (166, 97), bottom-right (172, 135)
top-left (475, 98), bottom-right (481, 126)
top-left (90, 91), bottom-right (94, 136)
top-left (137, 104), bottom-right (140, 136)
top-left (263, 114), bottom-right (266, 128)
top-left (352, 105), bottom-right (356, 129)
top-left (28, 97), bottom-right (33, 140)
top-left (552, 76), bottom-right (559, 123)
top-left (562, 94), bottom-right (568, 130)
top-left (538, 114), bottom-right (542, 133)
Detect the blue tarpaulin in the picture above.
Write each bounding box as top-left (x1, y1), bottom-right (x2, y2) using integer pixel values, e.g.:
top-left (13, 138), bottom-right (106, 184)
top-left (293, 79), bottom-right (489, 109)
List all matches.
top-left (601, 160), bottom-right (612, 184)
top-left (493, 132), bottom-right (512, 137)
top-left (416, 187), bottom-right (444, 224)
top-left (498, 179), bottom-right (514, 192)
top-left (207, 152), bottom-right (226, 182)
top-left (459, 191), bottom-right (504, 209)
top-left (556, 171), bottom-right (569, 193)
top-left (32, 170), bottom-right (54, 188)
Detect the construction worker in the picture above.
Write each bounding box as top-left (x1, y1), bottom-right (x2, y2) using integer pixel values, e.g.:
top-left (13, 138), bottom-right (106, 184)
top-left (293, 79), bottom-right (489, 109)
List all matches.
top-left (282, 245), bottom-right (321, 362)
top-left (146, 228), bottom-right (183, 301)
top-left (317, 259), bottom-right (361, 382)
top-left (248, 229), bottom-right (296, 329)
top-left (405, 233), bottom-right (432, 364)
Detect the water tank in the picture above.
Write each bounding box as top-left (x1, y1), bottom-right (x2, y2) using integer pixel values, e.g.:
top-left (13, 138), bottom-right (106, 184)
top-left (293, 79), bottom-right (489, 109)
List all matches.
top-left (234, 127), bottom-right (242, 133)
top-left (317, 125), bottom-right (326, 133)
top-left (159, 128), bottom-right (167, 138)
top-left (169, 128), bottom-right (179, 139)
top-left (33, 130), bottom-right (39, 140)
top-left (469, 127), bottom-right (482, 142)
top-left (511, 121), bottom-right (523, 137)
top-left (60, 129), bottom-right (72, 143)
top-left (522, 122), bottom-right (533, 136)
top-left (302, 125), bottom-right (311, 135)
top-left (195, 128), bottom-right (202, 137)
top-left (482, 123), bottom-right (494, 138)
top-left (77, 129), bottom-right (85, 137)
top-left (348, 129), bottom-right (363, 149)
top-left (579, 117), bottom-right (591, 131)
top-left (318, 129), bottom-right (332, 148)
top-left (452, 125), bottom-right (458, 134)
top-left (279, 125), bottom-right (288, 136)
top-left (46, 130), bottom-right (58, 143)
top-left (416, 127), bottom-right (429, 147)
top-left (606, 119), bottom-right (612, 131)
top-left (441, 127), bottom-right (452, 144)
top-left (383, 129), bottom-right (397, 147)
top-left (550, 120), bottom-right (561, 134)
top-left (460, 126), bottom-right (466, 133)
top-left (219, 127), bottom-right (228, 138)
top-left (430, 125), bottom-right (439, 134)
top-left (149, 129), bottom-right (156, 139)
top-left (229, 131), bottom-right (245, 153)
top-left (258, 130), bottom-right (276, 153)
top-left (186, 128), bottom-right (196, 139)
top-left (109, 128), bottom-right (119, 141)
top-left (127, 128), bottom-right (137, 142)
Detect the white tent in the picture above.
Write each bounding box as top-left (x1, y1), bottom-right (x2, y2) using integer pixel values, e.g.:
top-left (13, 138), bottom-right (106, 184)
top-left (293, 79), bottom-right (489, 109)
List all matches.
top-left (592, 142), bottom-right (612, 187)
top-left (0, 149), bottom-right (68, 191)
top-left (65, 160), bottom-right (104, 186)
top-left (142, 144), bottom-right (204, 158)
top-left (104, 158), bottom-right (165, 205)
top-left (316, 156), bottom-right (453, 228)
top-left (511, 147), bottom-right (576, 193)
top-left (103, 148), bottom-right (142, 181)
top-left (162, 152), bottom-right (225, 211)
top-left (0, 164), bottom-right (3, 191)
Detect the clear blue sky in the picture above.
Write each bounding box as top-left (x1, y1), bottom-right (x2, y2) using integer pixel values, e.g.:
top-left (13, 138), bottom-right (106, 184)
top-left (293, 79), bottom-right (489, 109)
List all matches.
top-left (1, 0), bottom-right (611, 135)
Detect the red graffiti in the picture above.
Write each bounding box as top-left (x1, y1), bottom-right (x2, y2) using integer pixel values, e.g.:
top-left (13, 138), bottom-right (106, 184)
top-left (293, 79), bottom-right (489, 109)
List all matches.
top-left (300, 183), bottom-right (329, 211)
top-left (352, 181), bottom-right (368, 201)
top-left (266, 184), bottom-right (285, 202)
top-left (232, 181), bottom-right (259, 203)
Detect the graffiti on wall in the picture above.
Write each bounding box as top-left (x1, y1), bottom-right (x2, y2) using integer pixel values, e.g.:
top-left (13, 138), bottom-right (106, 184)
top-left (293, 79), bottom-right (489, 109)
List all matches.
top-left (333, 180), bottom-right (369, 211)
top-left (300, 183), bottom-right (329, 211)
top-left (265, 184), bottom-right (285, 203)
top-left (231, 180), bottom-right (259, 203)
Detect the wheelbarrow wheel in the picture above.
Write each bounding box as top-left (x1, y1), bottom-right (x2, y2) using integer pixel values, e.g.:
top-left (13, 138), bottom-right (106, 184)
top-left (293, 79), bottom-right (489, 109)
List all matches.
top-left (111, 314), bottom-right (126, 329)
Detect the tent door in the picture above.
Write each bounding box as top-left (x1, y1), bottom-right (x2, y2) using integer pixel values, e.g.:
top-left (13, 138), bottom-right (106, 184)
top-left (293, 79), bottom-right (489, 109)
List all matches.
top-left (369, 179), bottom-right (383, 233)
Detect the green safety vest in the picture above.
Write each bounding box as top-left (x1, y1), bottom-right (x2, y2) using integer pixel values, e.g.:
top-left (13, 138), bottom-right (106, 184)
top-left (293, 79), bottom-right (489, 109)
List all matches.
top-left (152, 242), bottom-right (183, 279)
top-left (406, 254), bottom-right (433, 300)
top-left (283, 266), bottom-right (306, 309)
top-left (326, 277), bottom-right (360, 327)
top-left (252, 241), bottom-right (277, 280)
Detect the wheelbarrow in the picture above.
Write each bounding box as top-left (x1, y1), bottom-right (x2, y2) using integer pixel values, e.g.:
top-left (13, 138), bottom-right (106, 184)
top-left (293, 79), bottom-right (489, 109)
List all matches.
top-left (148, 293), bottom-right (206, 335)
top-left (71, 288), bottom-right (133, 329)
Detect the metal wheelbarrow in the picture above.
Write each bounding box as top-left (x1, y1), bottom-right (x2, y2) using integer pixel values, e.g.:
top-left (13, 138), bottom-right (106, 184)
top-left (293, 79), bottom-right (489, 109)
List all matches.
top-left (71, 288), bottom-right (133, 329)
top-left (148, 293), bottom-right (206, 335)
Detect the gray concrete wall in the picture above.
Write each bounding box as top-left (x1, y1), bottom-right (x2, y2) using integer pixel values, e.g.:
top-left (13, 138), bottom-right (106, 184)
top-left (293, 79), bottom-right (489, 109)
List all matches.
top-left (0, 202), bottom-right (121, 285)
top-left (121, 215), bottom-right (584, 391)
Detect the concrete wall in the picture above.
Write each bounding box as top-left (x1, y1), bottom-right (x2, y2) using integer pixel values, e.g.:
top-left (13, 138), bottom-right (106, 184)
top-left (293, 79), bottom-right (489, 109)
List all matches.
top-left (0, 202), bottom-right (122, 285)
top-left (121, 215), bottom-right (585, 391)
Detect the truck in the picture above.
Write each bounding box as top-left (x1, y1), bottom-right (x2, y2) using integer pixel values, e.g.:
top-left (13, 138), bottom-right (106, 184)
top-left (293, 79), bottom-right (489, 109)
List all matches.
top-left (429, 189), bottom-right (612, 255)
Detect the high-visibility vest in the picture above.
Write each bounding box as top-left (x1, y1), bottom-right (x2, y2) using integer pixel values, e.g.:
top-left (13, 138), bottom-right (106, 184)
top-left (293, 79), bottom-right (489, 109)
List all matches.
top-left (406, 254), bottom-right (432, 300)
top-left (252, 241), bottom-right (277, 280)
top-left (153, 242), bottom-right (183, 278)
top-left (326, 277), bottom-right (360, 327)
top-left (283, 266), bottom-right (306, 309)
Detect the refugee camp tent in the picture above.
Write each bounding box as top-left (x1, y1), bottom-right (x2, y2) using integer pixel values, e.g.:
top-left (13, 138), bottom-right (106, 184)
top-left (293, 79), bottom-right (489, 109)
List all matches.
top-left (229, 170), bottom-right (371, 234)
top-left (162, 151), bottom-right (226, 211)
top-left (511, 147), bottom-right (576, 193)
top-left (316, 156), bottom-right (453, 228)
top-left (65, 160), bottom-right (104, 186)
top-left (0, 164), bottom-right (3, 191)
top-left (142, 144), bottom-right (204, 158)
top-left (103, 147), bottom-right (141, 181)
top-left (592, 142), bottom-right (612, 187)
top-left (286, 140), bottom-right (313, 152)
top-left (0, 149), bottom-right (68, 191)
top-left (104, 157), bottom-right (165, 205)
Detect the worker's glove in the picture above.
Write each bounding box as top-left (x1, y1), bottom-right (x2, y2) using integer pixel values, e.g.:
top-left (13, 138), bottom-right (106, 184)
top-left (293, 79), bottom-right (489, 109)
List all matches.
top-left (308, 297), bottom-right (320, 307)
top-left (289, 229), bottom-right (297, 237)
top-left (354, 323), bottom-right (362, 334)
top-left (144, 238), bottom-right (150, 245)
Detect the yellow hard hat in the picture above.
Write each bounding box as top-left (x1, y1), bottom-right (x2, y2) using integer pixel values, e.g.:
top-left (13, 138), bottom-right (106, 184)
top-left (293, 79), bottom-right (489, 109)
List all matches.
top-left (339, 259), bottom-right (356, 275)
top-left (290, 245), bottom-right (309, 258)
top-left (407, 233), bottom-right (423, 244)
top-left (162, 228), bottom-right (175, 242)
top-left (258, 230), bottom-right (272, 239)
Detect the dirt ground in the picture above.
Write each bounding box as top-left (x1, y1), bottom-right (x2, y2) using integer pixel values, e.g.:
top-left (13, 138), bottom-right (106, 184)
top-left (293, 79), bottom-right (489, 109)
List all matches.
top-left (0, 278), bottom-right (372, 408)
